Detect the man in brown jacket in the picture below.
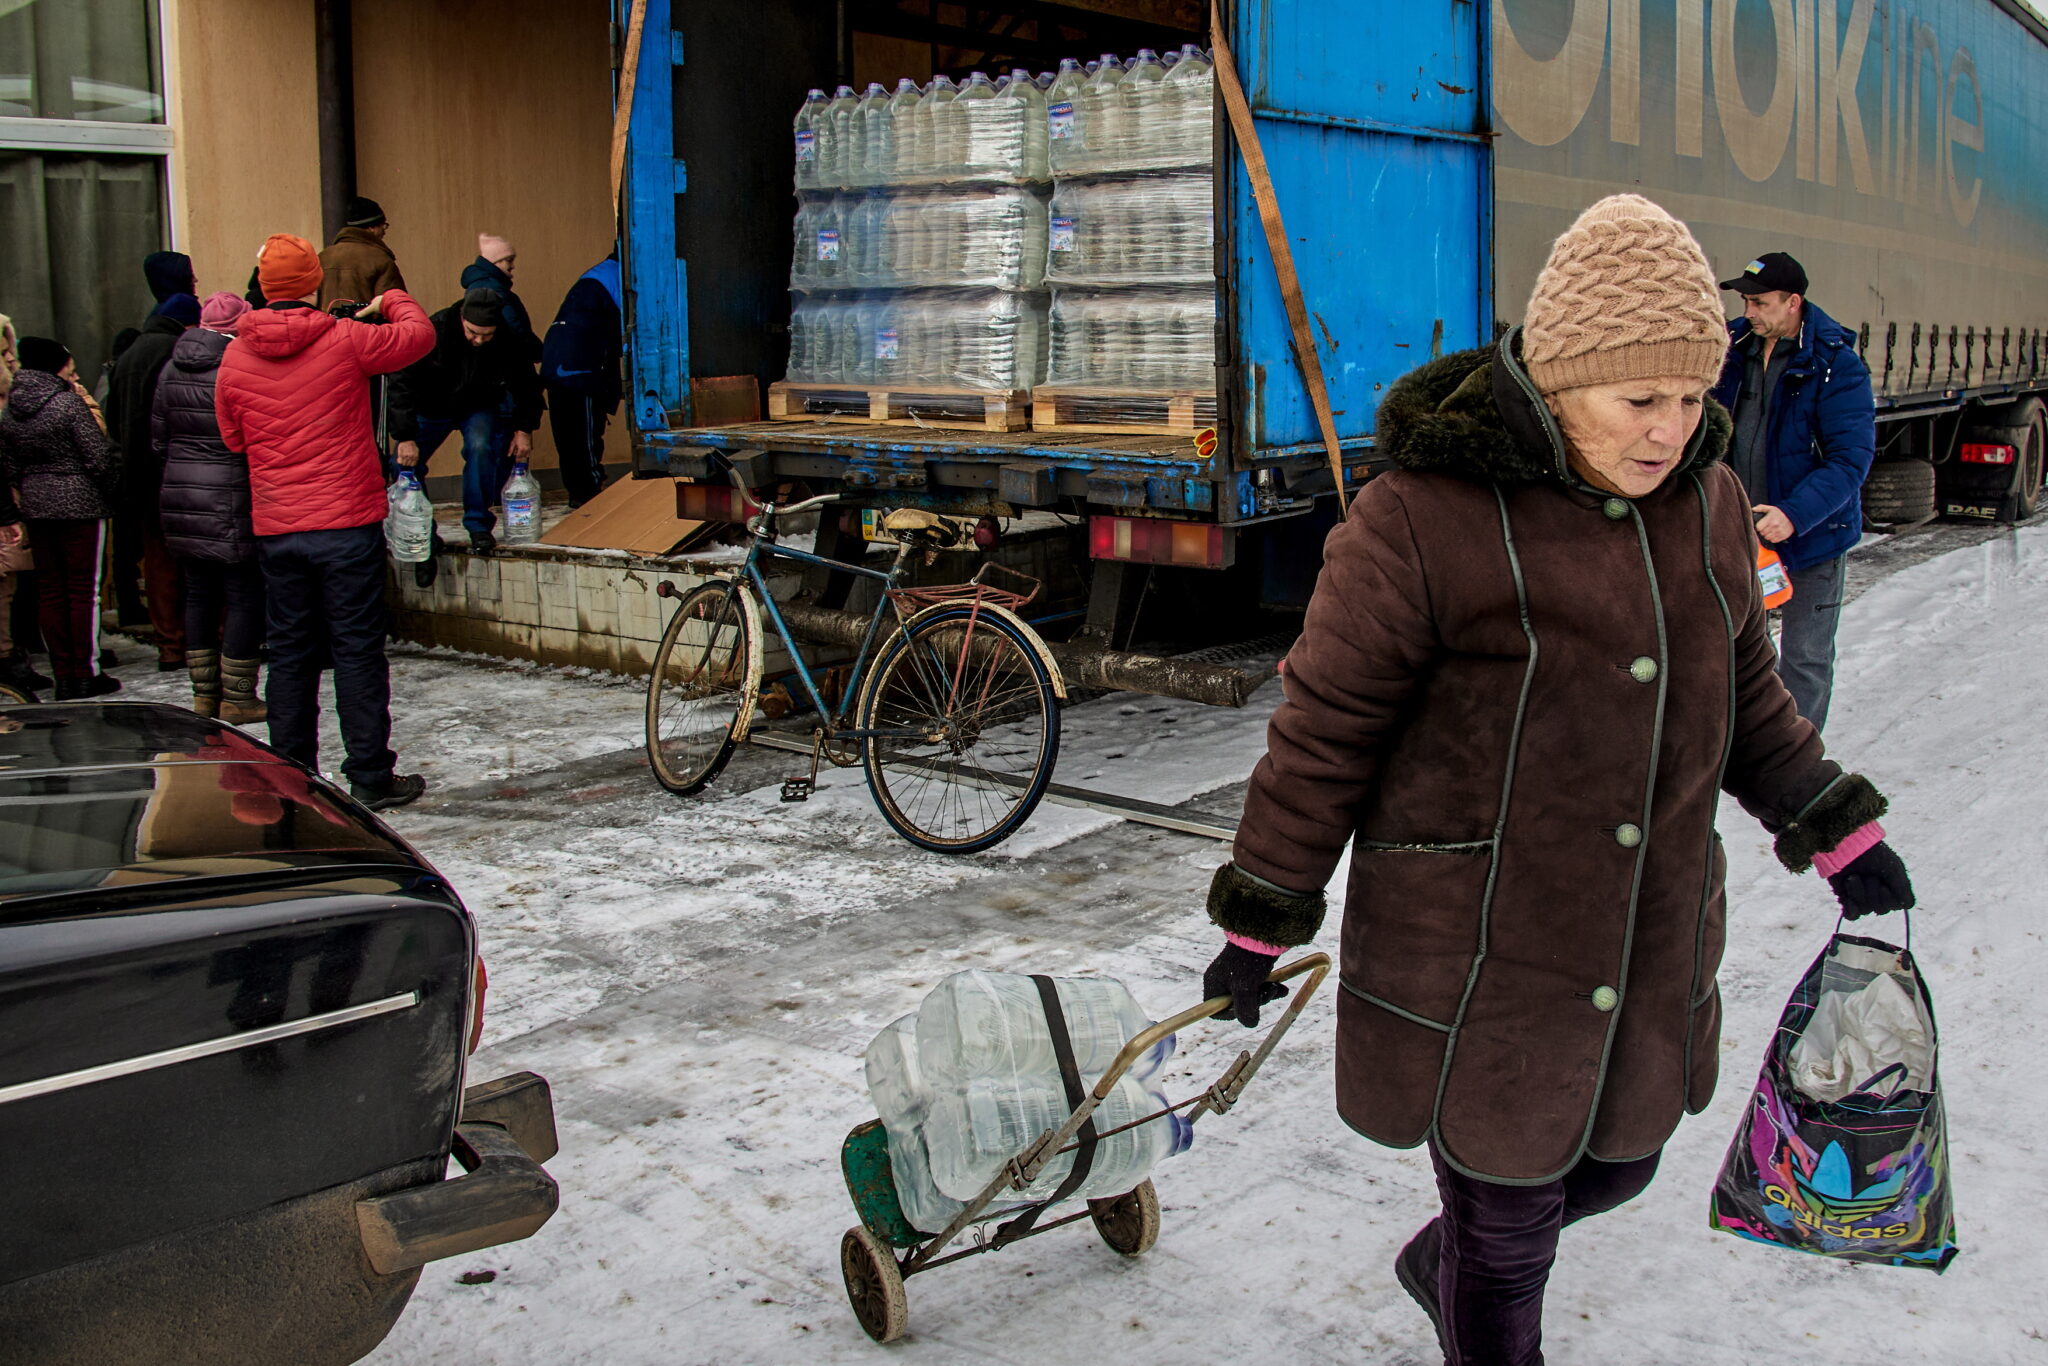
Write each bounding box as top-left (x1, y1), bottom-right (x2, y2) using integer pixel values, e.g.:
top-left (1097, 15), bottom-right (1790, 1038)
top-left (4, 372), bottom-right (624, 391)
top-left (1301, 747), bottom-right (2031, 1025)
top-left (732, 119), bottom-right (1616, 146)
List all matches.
top-left (317, 197), bottom-right (406, 309)
top-left (1201, 196), bottom-right (1914, 1366)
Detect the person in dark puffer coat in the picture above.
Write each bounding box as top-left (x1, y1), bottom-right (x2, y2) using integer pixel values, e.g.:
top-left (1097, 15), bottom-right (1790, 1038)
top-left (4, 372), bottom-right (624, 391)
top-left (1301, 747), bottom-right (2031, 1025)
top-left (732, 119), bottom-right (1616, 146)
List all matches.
top-left (151, 292), bottom-right (265, 723)
top-left (106, 289), bottom-right (199, 667)
top-left (0, 338), bottom-right (122, 699)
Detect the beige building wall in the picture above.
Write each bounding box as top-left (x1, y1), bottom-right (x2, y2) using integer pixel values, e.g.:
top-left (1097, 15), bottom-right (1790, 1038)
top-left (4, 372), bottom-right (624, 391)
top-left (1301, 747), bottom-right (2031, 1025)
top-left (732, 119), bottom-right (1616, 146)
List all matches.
top-left (163, 0), bottom-right (323, 301)
top-left (351, 0), bottom-right (616, 473)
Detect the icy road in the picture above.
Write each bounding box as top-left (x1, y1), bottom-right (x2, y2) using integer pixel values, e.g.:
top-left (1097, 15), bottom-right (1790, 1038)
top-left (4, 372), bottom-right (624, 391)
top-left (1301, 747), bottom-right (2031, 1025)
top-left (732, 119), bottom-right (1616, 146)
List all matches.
top-left (114, 521), bottom-right (2046, 1363)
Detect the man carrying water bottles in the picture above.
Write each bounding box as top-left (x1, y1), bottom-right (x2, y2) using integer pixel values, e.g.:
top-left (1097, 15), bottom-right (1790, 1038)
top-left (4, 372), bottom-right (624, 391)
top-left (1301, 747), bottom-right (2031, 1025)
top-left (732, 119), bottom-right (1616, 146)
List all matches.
top-left (1712, 252), bottom-right (1877, 731)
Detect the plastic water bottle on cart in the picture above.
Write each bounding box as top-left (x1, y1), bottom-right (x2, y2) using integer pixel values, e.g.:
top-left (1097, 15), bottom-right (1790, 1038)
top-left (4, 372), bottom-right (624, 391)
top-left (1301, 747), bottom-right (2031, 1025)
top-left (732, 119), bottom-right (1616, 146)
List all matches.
top-left (500, 461), bottom-right (541, 545)
top-left (384, 469), bottom-right (434, 562)
top-left (838, 957), bottom-right (1333, 1343)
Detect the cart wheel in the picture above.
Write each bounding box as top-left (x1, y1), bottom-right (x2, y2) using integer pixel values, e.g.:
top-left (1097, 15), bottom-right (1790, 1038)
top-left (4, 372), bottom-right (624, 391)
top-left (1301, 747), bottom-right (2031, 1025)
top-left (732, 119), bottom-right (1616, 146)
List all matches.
top-left (1088, 1180), bottom-right (1160, 1256)
top-left (841, 1225), bottom-right (909, 1343)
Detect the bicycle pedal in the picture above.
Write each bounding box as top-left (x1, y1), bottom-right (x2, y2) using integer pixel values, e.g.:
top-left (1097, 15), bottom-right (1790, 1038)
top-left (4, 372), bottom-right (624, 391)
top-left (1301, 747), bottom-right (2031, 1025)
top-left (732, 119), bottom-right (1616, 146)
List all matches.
top-left (779, 778), bottom-right (814, 803)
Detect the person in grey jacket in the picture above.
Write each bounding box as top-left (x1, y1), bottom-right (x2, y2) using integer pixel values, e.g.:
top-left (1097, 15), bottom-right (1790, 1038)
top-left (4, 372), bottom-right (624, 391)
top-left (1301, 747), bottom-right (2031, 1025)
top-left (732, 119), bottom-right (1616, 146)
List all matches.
top-left (0, 338), bottom-right (121, 699)
top-left (151, 292), bottom-right (265, 722)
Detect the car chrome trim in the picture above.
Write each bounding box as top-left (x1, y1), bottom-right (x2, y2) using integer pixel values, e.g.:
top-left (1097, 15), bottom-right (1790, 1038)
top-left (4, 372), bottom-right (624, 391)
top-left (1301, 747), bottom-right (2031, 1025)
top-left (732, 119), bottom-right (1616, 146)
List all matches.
top-left (0, 992), bottom-right (420, 1106)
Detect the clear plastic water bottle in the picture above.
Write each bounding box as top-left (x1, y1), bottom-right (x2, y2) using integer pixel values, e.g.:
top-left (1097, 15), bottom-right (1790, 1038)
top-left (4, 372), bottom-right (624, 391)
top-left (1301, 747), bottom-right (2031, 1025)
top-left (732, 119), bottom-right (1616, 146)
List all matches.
top-left (850, 82), bottom-right (890, 187)
top-left (385, 469), bottom-right (433, 562)
top-left (921, 74), bottom-right (961, 181)
top-left (915, 969), bottom-right (1169, 1086)
top-left (1046, 58), bottom-right (1087, 174)
top-left (925, 1072), bottom-right (1193, 1202)
top-left (1160, 44), bottom-right (1214, 166)
top-left (500, 461), bottom-right (541, 544)
top-left (888, 78), bottom-right (924, 181)
top-left (1003, 67), bottom-right (1049, 180)
top-left (793, 88), bottom-right (827, 190)
top-left (955, 70), bottom-right (1002, 179)
top-left (820, 84), bottom-right (858, 187)
top-left (1121, 48), bottom-right (1167, 165)
top-left (1083, 55), bottom-right (1126, 172)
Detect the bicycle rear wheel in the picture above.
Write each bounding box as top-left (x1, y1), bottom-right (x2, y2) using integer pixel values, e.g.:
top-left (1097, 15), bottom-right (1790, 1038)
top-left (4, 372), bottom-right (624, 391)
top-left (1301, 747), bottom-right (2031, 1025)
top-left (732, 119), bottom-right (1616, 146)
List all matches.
top-left (646, 580), bottom-right (762, 795)
top-left (858, 607), bottom-right (1059, 853)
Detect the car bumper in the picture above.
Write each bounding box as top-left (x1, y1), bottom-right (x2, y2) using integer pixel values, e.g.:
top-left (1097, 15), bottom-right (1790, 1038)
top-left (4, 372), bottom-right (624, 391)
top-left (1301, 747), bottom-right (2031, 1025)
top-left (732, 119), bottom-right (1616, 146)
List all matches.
top-left (355, 1072), bottom-right (560, 1275)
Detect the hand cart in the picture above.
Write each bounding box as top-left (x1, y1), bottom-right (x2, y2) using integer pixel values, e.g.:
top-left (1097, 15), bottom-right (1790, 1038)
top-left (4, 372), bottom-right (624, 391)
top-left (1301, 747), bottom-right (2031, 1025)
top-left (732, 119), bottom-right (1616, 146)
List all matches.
top-left (838, 954), bottom-right (1331, 1342)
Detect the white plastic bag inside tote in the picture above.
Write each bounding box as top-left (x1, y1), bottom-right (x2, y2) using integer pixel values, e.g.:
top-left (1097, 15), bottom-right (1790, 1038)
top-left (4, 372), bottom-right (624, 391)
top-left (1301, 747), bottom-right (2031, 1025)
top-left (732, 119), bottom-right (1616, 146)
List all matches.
top-left (1790, 941), bottom-right (1935, 1103)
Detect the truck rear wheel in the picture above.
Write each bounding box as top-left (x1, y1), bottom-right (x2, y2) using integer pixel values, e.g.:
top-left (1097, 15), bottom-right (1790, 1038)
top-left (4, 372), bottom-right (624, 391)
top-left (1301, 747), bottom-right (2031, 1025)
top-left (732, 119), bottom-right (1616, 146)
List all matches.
top-left (1862, 459), bottom-right (1936, 526)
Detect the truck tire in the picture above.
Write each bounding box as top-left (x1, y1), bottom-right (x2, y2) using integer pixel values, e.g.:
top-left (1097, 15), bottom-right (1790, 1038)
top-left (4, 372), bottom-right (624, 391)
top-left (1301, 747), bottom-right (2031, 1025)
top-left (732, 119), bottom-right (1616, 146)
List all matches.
top-left (1960, 398), bottom-right (2046, 521)
top-left (1862, 459), bottom-right (1936, 526)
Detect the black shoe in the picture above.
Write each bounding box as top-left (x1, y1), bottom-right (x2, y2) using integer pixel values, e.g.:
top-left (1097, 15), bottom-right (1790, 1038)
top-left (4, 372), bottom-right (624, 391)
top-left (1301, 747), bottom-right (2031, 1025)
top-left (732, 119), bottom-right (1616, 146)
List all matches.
top-left (157, 655), bottom-right (186, 673)
top-left (414, 555), bottom-right (439, 589)
top-left (99, 648), bottom-right (120, 670)
top-left (54, 674), bottom-right (123, 702)
top-left (1396, 1219), bottom-right (1447, 1358)
top-left (0, 656), bottom-right (50, 692)
top-left (469, 531), bottom-right (496, 554)
top-left (351, 772), bottom-right (426, 811)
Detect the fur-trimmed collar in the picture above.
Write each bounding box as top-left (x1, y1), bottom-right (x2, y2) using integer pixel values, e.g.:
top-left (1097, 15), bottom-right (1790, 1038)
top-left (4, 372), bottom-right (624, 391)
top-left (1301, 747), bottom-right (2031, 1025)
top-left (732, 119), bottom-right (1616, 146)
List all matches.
top-left (1374, 328), bottom-right (1731, 492)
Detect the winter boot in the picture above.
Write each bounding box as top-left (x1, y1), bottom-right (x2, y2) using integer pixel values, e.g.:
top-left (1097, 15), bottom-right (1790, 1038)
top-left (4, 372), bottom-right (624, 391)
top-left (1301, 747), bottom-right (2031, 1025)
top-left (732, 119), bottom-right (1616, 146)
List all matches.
top-left (187, 648), bottom-right (222, 719)
top-left (219, 655), bottom-right (266, 725)
top-left (1395, 1218), bottom-right (1447, 1359)
top-left (351, 772), bottom-right (427, 812)
top-left (53, 674), bottom-right (122, 702)
top-left (0, 651), bottom-right (50, 695)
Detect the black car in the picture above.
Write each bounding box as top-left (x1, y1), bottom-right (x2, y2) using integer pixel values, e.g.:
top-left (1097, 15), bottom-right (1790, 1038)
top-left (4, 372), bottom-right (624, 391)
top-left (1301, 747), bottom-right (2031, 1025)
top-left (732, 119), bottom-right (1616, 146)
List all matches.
top-left (0, 702), bottom-right (558, 1366)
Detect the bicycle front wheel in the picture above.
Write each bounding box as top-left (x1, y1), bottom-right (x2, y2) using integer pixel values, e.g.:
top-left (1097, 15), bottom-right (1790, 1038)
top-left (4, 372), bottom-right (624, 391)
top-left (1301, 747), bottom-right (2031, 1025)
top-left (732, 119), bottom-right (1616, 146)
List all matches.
top-left (646, 580), bottom-right (763, 795)
top-left (858, 607), bottom-right (1059, 853)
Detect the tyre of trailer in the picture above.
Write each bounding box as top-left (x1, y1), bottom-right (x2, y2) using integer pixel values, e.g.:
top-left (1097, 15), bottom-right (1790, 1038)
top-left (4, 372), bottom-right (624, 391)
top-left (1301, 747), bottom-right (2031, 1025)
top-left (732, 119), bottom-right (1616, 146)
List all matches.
top-left (1862, 458), bottom-right (1937, 526)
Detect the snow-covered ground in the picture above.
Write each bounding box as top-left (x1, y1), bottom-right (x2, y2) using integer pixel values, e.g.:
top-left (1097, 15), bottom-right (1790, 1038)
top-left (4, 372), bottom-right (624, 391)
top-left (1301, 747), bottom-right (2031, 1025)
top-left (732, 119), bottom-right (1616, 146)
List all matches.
top-left (118, 525), bottom-right (2046, 1362)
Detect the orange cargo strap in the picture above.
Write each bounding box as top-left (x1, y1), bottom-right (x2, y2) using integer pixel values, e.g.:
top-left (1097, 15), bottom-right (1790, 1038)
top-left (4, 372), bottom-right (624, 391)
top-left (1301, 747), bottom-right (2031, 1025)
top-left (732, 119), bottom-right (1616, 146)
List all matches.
top-left (1756, 545), bottom-right (1794, 609)
top-left (610, 0), bottom-right (651, 225)
top-left (1209, 17), bottom-right (1350, 512)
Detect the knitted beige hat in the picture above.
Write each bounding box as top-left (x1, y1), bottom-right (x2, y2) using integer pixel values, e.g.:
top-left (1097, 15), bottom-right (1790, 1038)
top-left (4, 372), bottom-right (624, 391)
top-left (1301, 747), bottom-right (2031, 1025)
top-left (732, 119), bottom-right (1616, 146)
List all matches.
top-left (1522, 194), bottom-right (1727, 393)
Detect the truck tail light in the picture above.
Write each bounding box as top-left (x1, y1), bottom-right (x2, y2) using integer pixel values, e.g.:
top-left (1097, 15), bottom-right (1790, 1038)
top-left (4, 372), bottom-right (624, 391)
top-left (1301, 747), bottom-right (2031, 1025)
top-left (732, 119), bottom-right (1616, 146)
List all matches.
top-left (1088, 516), bottom-right (1231, 569)
top-left (468, 957), bottom-right (488, 1055)
top-left (675, 481), bottom-right (755, 522)
top-left (1961, 443), bottom-right (2016, 465)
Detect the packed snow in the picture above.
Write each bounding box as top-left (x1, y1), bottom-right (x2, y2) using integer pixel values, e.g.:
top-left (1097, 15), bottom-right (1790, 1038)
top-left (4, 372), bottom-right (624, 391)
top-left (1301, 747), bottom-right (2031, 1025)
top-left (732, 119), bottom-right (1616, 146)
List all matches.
top-left (119, 523), bottom-right (2044, 1363)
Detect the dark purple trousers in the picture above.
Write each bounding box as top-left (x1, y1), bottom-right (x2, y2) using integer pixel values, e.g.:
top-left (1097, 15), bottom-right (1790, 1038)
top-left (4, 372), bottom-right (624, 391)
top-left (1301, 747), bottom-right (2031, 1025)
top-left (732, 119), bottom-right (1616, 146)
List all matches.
top-left (1429, 1142), bottom-right (1662, 1366)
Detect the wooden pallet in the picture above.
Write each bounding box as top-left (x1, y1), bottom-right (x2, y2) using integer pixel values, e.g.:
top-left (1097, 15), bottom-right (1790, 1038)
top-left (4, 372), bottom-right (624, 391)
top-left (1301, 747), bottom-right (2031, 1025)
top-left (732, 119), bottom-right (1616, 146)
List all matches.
top-left (766, 382), bottom-right (1030, 432)
top-left (1030, 386), bottom-right (1219, 436)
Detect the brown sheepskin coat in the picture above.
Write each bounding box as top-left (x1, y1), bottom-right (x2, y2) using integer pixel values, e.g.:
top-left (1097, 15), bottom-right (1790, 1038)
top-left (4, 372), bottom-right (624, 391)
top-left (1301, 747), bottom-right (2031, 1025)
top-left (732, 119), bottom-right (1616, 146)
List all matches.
top-left (1212, 330), bottom-right (1885, 1183)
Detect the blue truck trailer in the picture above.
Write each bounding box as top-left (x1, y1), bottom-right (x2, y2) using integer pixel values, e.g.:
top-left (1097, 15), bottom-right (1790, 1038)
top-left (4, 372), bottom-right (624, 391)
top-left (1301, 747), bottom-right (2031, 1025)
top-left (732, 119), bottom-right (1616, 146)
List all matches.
top-left (617, 0), bottom-right (2048, 703)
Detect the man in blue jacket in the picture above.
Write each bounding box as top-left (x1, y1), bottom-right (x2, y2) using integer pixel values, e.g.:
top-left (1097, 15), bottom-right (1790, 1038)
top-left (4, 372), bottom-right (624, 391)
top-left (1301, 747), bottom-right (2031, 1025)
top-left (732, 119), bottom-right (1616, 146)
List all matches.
top-left (540, 252), bottom-right (622, 507)
top-left (1712, 252), bottom-right (1875, 731)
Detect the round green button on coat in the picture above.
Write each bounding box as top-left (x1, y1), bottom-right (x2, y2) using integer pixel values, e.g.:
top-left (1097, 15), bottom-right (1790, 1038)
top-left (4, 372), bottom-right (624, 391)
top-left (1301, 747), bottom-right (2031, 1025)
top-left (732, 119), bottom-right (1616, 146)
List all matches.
top-left (1615, 822), bottom-right (1643, 848)
top-left (1591, 986), bottom-right (1620, 1012)
top-left (1602, 498), bottom-right (1629, 519)
top-left (1629, 657), bottom-right (1659, 683)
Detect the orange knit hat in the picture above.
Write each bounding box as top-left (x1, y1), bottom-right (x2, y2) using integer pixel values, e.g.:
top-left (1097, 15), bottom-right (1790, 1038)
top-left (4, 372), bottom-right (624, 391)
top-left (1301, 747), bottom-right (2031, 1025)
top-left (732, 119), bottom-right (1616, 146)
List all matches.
top-left (256, 233), bottom-right (323, 303)
top-left (1522, 195), bottom-right (1727, 394)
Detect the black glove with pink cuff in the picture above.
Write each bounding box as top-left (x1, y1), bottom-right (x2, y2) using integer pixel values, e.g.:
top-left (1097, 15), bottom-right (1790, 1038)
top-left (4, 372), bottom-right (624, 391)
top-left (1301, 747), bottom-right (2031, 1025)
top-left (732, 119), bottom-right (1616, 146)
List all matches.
top-left (1816, 823), bottom-right (1915, 920)
top-left (1768, 773), bottom-right (1913, 920)
top-left (1203, 863), bottom-right (1325, 1028)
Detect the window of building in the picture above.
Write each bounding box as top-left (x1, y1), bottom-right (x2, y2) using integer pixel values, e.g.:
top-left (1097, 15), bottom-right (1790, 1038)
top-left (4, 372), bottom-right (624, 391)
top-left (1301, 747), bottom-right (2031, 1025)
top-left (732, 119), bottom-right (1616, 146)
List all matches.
top-left (0, 0), bottom-right (168, 380)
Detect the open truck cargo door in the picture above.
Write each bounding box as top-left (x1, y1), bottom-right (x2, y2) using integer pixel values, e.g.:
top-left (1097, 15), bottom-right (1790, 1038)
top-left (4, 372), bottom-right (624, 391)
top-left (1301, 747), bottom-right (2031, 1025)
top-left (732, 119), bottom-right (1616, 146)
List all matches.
top-left (1219, 0), bottom-right (1490, 470)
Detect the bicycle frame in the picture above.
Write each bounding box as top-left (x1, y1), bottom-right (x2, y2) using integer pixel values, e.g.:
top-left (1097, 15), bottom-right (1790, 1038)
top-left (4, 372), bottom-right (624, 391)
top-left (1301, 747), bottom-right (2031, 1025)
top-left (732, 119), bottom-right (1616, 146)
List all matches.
top-left (723, 525), bottom-right (915, 739)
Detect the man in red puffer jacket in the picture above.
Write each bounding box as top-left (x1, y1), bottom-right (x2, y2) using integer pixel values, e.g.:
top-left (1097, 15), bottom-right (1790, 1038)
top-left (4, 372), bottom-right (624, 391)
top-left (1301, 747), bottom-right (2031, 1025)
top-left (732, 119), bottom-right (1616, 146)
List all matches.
top-left (215, 233), bottom-right (435, 810)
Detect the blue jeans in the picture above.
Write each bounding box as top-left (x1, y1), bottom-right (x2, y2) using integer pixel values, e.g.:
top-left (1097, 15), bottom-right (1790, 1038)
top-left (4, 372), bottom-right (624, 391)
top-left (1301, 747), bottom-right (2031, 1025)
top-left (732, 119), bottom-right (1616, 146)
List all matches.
top-left (414, 398), bottom-right (515, 539)
top-left (1777, 554), bottom-right (1845, 732)
top-left (256, 522), bottom-right (394, 787)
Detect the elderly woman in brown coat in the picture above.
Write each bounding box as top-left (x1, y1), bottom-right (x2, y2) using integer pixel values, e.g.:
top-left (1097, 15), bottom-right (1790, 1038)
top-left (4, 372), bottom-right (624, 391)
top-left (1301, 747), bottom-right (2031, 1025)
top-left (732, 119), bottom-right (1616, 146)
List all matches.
top-left (1200, 195), bottom-right (1914, 1365)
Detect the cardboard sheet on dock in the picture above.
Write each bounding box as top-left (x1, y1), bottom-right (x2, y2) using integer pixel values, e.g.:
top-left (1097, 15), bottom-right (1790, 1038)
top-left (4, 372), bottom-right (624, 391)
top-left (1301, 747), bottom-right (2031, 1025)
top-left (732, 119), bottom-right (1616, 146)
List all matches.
top-left (539, 476), bottom-right (711, 556)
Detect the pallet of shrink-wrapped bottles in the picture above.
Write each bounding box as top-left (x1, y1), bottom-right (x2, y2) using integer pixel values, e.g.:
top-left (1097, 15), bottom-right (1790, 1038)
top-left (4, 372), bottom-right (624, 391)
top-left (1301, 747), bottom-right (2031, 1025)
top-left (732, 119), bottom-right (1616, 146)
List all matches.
top-left (774, 47), bottom-right (1218, 435)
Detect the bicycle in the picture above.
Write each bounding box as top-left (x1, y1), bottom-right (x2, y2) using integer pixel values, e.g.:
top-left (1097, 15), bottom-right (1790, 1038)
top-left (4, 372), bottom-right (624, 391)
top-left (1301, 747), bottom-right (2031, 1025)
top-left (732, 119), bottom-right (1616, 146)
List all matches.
top-left (644, 485), bottom-right (1065, 854)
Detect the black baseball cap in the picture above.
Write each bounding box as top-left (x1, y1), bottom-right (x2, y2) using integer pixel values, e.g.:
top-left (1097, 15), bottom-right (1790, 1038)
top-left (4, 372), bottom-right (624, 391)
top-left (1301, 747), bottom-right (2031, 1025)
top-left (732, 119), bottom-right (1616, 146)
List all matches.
top-left (1720, 252), bottom-right (1807, 296)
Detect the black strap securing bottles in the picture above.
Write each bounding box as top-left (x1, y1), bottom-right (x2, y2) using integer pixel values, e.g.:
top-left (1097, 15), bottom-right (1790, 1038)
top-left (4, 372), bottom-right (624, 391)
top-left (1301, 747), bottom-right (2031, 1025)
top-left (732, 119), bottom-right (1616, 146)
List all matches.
top-left (990, 974), bottom-right (1100, 1248)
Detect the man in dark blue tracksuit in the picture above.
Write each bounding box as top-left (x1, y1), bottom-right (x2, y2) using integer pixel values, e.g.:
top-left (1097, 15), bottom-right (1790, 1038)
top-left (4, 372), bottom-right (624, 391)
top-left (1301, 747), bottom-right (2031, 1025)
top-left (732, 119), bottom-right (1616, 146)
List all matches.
top-left (540, 254), bottom-right (623, 508)
top-left (1712, 252), bottom-right (1876, 731)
